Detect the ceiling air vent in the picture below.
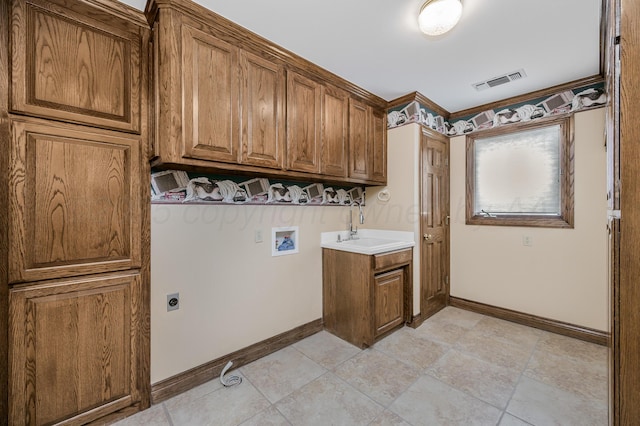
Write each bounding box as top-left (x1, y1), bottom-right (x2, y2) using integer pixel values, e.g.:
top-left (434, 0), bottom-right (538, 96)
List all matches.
top-left (473, 69), bottom-right (527, 91)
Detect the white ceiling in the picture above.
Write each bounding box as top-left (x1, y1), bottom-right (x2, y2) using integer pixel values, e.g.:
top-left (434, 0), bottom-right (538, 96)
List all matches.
top-left (123, 0), bottom-right (602, 113)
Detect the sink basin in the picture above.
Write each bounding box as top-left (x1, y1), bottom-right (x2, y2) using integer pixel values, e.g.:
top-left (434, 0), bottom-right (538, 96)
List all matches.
top-left (321, 230), bottom-right (415, 255)
top-left (342, 237), bottom-right (401, 248)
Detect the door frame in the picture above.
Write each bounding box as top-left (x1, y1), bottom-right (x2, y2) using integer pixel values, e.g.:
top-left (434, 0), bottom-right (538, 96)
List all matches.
top-left (419, 127), bottom-right (450, 321)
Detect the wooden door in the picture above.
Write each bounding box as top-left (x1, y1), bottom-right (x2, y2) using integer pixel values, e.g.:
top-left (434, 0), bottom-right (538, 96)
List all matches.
top-left (240, 50), bottom-right (285, 169)
top-left (370, 108), bottom-right (387, 184)
top-left (286, 71), bottom-right (321, 173)
top-left (320, 85), bottom-right (348, 177)
top-left (348, 98), bottom-right (370, 180)
top-left (10, 0), bottom-right (143, 133)
top-left (420, 130), bottom-right (449, 319)
top-left (182, 24), bottom-right (239, 163)
top-left (9, 271), bottom-right (142, 425)
top-left (8, 118), bottom-right (142, 284)
top-left (374, 269), bottom-right (404, 337)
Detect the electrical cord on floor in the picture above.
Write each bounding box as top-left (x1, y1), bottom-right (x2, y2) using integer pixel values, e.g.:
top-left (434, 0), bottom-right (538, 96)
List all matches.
top-left (220, 361), bottom-right (242, 387)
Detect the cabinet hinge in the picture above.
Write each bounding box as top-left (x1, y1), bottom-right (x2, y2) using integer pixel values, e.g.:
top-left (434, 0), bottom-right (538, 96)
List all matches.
top-left (444, 158), bottom-right (449, 166)
top-left (615, 35), bottom-right (621, 45)
top-left (445, 275), bottom-right (449, 285)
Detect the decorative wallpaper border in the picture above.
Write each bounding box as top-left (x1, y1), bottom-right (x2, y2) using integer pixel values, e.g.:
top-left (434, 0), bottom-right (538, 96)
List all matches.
top-left (387, 81), bottom-right (606, 136)
top-left (151, 170), bottom-right (365, 206)
top-left (388, 102), bottom-right (449, 134)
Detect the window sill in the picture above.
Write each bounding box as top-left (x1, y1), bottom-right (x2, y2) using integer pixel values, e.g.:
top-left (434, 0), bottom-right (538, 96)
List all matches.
top-left (466, 214), bottom-right (574, 229)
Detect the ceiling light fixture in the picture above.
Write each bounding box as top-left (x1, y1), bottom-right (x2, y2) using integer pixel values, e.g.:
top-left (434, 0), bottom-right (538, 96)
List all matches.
top-left (418, 0), bottom-right (463, 36)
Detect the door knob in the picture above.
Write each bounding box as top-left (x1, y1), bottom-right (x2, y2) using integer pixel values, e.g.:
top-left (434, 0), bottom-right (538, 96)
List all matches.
top-left (423, 233), bottom-right (432, 240)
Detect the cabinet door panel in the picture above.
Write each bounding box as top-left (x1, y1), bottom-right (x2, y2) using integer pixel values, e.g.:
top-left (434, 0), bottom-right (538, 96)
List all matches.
top-left (182, 24), bottom-right (239, 163)
top-left (9, 119), bottom-right (141, 283)
top-left (349, 99), bottom-right (370, 179)
top-left (11, 0), bottom-right (142, 132)
top-left (371, 108), bottom-right (387, 183)
top-left (240, 51), bottom-right (284, 169)
top-left (374, 269), bottom-right (404, 337)
top-left (321, 85), bottom-right (348, 177)
top-left (9, 272), bottom-right (141, 425)
top-left (287, 72), bottom-right (321, 173)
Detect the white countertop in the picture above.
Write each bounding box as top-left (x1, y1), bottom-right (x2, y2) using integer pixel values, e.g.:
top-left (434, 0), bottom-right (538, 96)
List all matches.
top-left (321, 229), bottom-right (415, 255)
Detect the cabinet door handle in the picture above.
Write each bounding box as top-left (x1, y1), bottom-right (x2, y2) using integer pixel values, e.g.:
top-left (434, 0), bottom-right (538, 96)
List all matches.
top-left (423, 233), bottom-right (432, 241)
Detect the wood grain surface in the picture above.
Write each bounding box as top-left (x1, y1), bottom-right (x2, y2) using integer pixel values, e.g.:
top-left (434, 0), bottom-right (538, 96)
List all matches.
top-left (148, 0), bottom-right (387, 186)
top-left (286, 71), bottom-right (321, 173)
top-left (0, 0), bottom-right (10, 419)
top-left (421, 130), bottom-right (449, 319)
top-left (240, 50), bottom-right (285, 169)
top-left (9, 271), bottom-right (141, 424)
top-left (617, 0), bottom-right (640, 422)
top-left (348, 98), bottom-right (370, 180)
top-left (370, 108), bottom-right (388, 183)
top-left (320, 84), bottom-right (349, 177)
top-left (181, 24), bottom-right (239, 163)
top-left (11, 0), bottom-right (143, 132)
top-left (323, 248), bottom-right (412, 348)
top-left (8, 118), bottom-right (142, 283)
top-left (374, 269), bottom-right (404, 337)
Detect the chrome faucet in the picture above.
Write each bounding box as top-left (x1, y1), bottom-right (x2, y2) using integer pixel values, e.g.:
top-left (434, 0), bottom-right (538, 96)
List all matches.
top-left (348, 207), bottom-right (358, 240)
top-left (348, 197), bottom-right (365, 239)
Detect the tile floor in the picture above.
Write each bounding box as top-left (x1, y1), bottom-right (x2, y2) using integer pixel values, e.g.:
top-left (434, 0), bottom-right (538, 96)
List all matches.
top-left (115, 307), bottom-right (608, 426)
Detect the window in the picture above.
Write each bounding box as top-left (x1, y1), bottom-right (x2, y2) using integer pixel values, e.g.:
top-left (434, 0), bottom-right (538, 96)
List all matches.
top-left (466, 115), bottom-right (574, 228)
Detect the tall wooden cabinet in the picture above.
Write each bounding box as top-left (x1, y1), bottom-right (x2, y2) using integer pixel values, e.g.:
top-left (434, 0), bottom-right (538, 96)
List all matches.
top-left (1, 0), bottom-right (151, 424)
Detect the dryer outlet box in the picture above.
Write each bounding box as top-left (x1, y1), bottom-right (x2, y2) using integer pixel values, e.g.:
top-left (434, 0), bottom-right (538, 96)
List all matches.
top-left (167, 293), bottom-right (180, 311)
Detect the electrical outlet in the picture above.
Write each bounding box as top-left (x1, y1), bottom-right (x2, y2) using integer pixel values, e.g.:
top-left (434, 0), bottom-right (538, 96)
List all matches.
top-left (167, 293), bottom-right (179, 311)
top-left (522, 235), bottom-right (533, 247)
top-left (255, 229), bottom-right (263, 243)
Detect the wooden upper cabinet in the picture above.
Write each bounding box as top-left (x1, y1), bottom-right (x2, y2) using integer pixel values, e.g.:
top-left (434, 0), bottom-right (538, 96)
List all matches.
top-left (320, 85), bottom-right (349, 177)
top-left (370, 108), bottom-right (387, 183)
top-left (348, 99), bottom-right (387, 183)
top-left (240, 51), bottom-right (285, 169)
top-left (349, 98), bottom-right (370, 180)
top-left (181, 24), bottom-right (239, 163)
top-left (149, 0), bottom-right (387, 183)
top-left (287, 71), bottom-right (321, 173)
top-left (8, 119), bottom-right (141, 284)
top-left (10, 0), bottom-right (144, 132)
top-left (9, 271), bottom-right (142, 424)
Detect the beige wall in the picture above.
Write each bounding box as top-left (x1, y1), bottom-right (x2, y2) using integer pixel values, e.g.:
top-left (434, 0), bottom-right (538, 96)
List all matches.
top-left (365, 123), bottom-right (422, 314)
top-left (450, 108), bottom-right (608, 331)
top-left (150, 108), bottom-right (608, 384)
top-left (150, 204), bottom-right (347, 383)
